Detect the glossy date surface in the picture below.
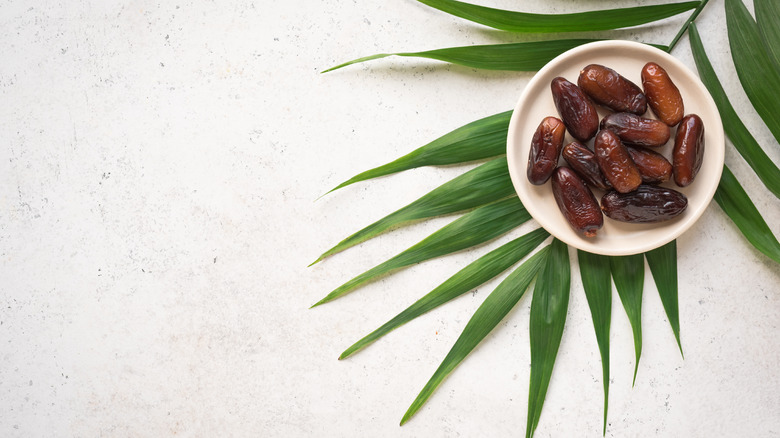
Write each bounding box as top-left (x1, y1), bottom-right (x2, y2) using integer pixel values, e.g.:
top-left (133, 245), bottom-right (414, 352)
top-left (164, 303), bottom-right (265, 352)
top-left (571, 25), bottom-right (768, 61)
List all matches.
top-left (561, 141), bottom-right (611, 190)
top-left (601, 185), bottom-right (688, 223)
top-left (641, 62), bottom-right (684, 126)
top-left (673, 114), bottom-right (705, 187)
top-left (552, 167), bottom-right (603, 237)
top-left (600, 112), bottom-right (670, 147)
top-left (551, 76), bottom-right (599, 141)
top-left (578, 64), bottom-right (647, 114)
top-left (594, 129), bottom-right (642, 193)
top-left (625, 145), bottom-right (672, 184)
top-left (527, 116), bottom-right (566, 185)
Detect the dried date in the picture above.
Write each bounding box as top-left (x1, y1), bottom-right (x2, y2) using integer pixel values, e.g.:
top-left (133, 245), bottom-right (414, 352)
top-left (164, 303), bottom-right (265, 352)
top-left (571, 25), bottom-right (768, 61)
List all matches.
top-left (600, 112), bottom-right (670, 147)
top-left (594, 129), bottom-right (642, 193)
top-left (551, 77), bottom-right (599, 141)
top-left (552, 167), bottom-right (603, 237)
top-left (625, 145), bottom-right (672, 184)
top-left (561, 141), bottom-right (611, 190)
top-left (527, 116), bottom-right (566, 185)
top-left (578, 64), bottom-right (647, 114)
top-left (601, 185), bottom-right (688, 223)
top-left (641, 62), bottom-right (684, 126)
top-left (673, 114), bottom-right (705, 187)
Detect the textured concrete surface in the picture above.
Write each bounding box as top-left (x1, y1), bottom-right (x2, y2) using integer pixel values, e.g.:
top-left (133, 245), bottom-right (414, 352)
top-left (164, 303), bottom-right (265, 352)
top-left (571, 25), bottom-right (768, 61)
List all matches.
top-left (1, 0), bottom-right (778, 437)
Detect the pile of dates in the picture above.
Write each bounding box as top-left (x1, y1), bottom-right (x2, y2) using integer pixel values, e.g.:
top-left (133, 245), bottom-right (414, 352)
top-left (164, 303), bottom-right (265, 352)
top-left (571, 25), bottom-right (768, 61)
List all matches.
top-left (527, 62), bottom-right (705, 238)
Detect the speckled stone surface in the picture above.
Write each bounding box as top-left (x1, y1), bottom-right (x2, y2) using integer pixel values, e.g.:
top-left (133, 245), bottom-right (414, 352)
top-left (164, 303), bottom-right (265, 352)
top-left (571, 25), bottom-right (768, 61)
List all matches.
top-left (1, 1), bottom-right (778, 437)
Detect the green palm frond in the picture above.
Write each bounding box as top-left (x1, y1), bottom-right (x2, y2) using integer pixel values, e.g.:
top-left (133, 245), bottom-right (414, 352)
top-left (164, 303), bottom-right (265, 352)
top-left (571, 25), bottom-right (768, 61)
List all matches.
top-left (315, 0), bottom-right (780, 436)
top-left (416, 0), bottom-right (699, 34)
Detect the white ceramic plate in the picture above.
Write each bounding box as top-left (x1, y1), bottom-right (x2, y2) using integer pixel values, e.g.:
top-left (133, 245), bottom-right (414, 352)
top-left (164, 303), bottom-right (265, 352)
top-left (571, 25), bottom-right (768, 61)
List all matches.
top-left (507, 40), bottom-right (724, 256)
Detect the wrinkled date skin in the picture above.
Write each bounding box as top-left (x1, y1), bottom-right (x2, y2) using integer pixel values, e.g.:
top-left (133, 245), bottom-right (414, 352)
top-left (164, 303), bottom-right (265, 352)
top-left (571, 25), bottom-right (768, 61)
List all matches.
top-left (600, 112), bottom-right (670, 147)
top-left (561, 141), bottom-right (611, 190)
top-left (601, 185), bottom-right (688, 223)
top-left (551, 77), bottom-right (599, 142)
top-left (594, 130), bottom-right (642, 193)
top-left (552, 167), bottom-right (603, 237)
top-left (641, 62), bottom-right (684, 126)
top-left (578, 64), bottom-right (647, 114)
top-left (527, 116), bottom-right (566, 185)
top-left (625, 145), bottom-right (673, 184)
top-left (673, 114), bottom-right (705, 187)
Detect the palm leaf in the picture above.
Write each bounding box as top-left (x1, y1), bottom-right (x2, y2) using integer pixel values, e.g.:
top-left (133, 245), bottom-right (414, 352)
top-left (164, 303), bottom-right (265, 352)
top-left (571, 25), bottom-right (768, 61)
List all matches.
top-left (577, 250), bottom-right (612, 435)
top-left (325, 110), bottom-right (512, 194)
top-left (400, 246), bottom-right (550, 425)
top-left (666, 0), bottom-right (710, 52)
top-left (340, 227), bottom-right (550, 359)
top-left (311, 156), bottom-right (515, 265)
top-left (725, 0), bottom-right (780, 146)
top-left (526, 239), bottom-right (570, 438)
top-left (416, 0), bottom-right (699, 33)
top-left (645, 241), bottom-right (683, 356)
top-left (715, 165), bottom-right (780, 264)
top-left (322, 39), bottom-right (599, 73)
top-left (610, 254), bottom-right (644, 386)
top-left (312, 197), bottom-right (531, 307)
top-left (689, 23), bottom-right (780, 198)
top-left (755, 0), bottom-right (780, 69)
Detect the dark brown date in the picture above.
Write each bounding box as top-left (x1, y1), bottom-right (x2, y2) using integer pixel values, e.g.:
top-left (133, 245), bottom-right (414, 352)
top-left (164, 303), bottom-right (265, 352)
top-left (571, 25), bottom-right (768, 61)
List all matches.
top-left (673, 114), bottom-right (705, 187)
top-left (561, 141), bottom-right (611, 190)
top-left (578, 64), bottom-right (647, 114)
top-left (625, 145), bottom-right (673, 184)
top-left (552, 167), bottom-right (603, 237)
top-left (600, 112), bottom-right (670, 147)
top-left (594, 130), bottom-right (642, 193)
top-left (641, 62), bottom-right (684, 126)
top-left (601, 185), bottom-right (688, 223)
top-left (551, 77), bottom-right (599, 142)
top-left (527, 116), bottom-right (566, 185)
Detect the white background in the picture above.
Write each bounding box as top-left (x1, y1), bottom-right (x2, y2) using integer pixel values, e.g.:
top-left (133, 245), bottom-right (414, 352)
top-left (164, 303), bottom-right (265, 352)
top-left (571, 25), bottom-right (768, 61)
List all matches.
top-left (1, 0), bottom-right (778, 437)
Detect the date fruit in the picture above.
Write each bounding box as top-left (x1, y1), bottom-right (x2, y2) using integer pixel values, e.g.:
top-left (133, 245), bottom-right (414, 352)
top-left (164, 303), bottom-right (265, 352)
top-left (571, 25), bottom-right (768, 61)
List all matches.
top-left (673, 114), bottom-right (705, 187)
top-left (641, 62), bottom-right (684, 126)
top-left (551, 77), bottom-right (599, 141)
top-left (625, 145), bottom-right (673, 184)
top-left (578, 64), bottom-right (647, 114)
top-left (527, 116), bottom-right (566, 185)
top-left (601, 185), bottom-right (688, 223)
top-left (561, 141), bottom-right (611, 190)
top-left (594, 129), bottom-right (642, 193)
top-left (600, 112), bottom-right (670, 147)
top-left (552, 167), bottom-right (603, 237)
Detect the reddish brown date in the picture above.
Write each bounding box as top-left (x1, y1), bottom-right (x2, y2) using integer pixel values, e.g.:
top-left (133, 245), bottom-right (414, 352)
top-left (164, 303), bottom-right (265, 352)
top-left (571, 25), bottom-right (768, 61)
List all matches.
top-left (527, 116), bottom-right (566, 185)
top-left (561, 141), bottom-right (611, 190)
top-left (600, 112), bottom-right (670, 147)
top-left (601, 185), bottom-right (688, 223)
top-left (578, 64), bottom-right (647, 114)
top-left (551, 77), bottom-right (599, 142)
top-left (673, 114), bottom-right (705, 187)
top-left (594, 130), bottom-right (642, 193)
top-left (625, 145), bottom-right (673, 184)
top-left (552, 167), bottom-right (603, 237)
top-left (641, 62), bottom-right (684, 126)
